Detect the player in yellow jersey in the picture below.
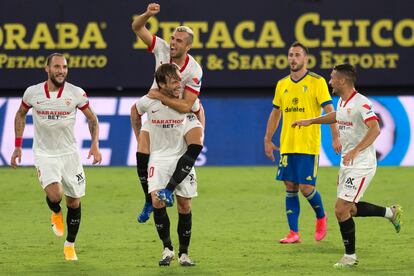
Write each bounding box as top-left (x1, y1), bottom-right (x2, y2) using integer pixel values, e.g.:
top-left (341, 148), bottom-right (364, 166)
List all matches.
top-left (264, 42), bottom-right (341, 243)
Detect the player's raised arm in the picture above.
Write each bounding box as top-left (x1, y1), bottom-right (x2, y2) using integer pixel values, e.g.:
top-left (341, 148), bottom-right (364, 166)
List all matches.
top-left (132, 3), bottom-right (160, 46)
top-left (10, 104), bottom-right (29, 168)
top-left (81, 106), bottom-right (102, 165)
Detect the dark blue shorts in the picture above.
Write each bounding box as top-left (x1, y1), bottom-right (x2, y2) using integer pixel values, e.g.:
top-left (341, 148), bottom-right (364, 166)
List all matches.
top-left (275, 153), bottom-right (319, 185)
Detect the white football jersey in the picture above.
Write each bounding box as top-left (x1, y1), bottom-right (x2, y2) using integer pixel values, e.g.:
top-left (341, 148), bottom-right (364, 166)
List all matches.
top-left (22, 81), bottom-right (89, 156)
top-left (136, 95), bottom-right (202, 160)
top-left (336, 91), bottom-right (379, 168)
top-left (148, 35), bottom-right (202, 111)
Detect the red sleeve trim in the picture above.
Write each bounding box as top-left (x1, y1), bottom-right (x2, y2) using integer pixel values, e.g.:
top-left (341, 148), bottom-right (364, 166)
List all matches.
top-left (147, 35), bottom-right (156, 53)
top-left (21, 100), bottom-right (32, 109)
top-left (364, 116), bottom-right (379, 123)
top-left (78, 102), bottom-right (89, 111)
top-left (185, 86), bottom-right (200, 95)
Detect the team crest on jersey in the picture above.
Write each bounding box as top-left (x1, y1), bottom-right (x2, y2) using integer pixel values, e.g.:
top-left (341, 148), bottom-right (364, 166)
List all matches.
top-left (347, 108), bottom-right (352, 114)
top-left (292, 97), bottom-right (299, 105)
top-left (303, 85), bottom-right (308, 93)
top-left (64, 98), bottom-right (72, 106)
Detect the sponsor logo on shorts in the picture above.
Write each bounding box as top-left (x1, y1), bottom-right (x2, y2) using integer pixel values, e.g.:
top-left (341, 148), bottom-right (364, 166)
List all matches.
top-left (188, 173), bottom-right (196, 185)
top-left (344, 177), bottom-right (357, 190)
top-left (76, 172), bottom-right (85, 185)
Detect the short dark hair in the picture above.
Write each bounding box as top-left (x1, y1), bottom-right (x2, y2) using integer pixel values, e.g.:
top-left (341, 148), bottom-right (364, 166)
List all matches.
top-left (46, 53), bottom-right (65, 66)
top-left (333, 63), bottom-right (357, 85)
top-left (154, 63), bottom-right (180, 88)
top-left (290, 41), bottom-right (309, 55)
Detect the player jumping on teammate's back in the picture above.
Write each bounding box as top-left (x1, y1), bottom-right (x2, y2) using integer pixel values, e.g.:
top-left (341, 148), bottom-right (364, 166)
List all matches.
top-left (132, 2), bottom-right (205, 224)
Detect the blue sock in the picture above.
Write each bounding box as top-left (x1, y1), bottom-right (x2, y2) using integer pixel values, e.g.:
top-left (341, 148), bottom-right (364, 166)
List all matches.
top-left (285, 191), bottom-right (300, 232)
top-left (305, 189), bottom-right (325, 219)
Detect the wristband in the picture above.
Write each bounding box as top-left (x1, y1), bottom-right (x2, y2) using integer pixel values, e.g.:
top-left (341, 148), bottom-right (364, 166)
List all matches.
top-left (15, 137), bottom-right (23, 147)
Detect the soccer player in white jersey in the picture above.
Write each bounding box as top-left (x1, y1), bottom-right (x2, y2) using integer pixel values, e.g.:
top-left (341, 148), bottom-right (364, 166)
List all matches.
top-left (292, 63), bottom-right (402, 268)
top-left (10, 53), bottom-right (102, 261)
top-left (132, 3), bottom-right (205, 224)
top-left (131, 63), bottom-right (203, 266)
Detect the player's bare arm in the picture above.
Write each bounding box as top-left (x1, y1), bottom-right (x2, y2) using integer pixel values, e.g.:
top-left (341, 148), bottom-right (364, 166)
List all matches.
top-left (323, 104), bottom-right (342, 154)
top-left (130, 104), bottom-right (142, 142)
top-left (342, 119), bottom-right (380, 166)
top-left (131, 3), bottom-right (160, 46)
top-left (82, 106), bottom-right (102, 165)
top-left (10, 104), bottom-right (29, 168)
top-left (264, 108), bottom-right (281, 162)
top-left (195, 104), bottom-right (206, 128)
top-left (292, 111), bottom-right (337, 129)
top-left (148, 89), bottom-right (197, 113)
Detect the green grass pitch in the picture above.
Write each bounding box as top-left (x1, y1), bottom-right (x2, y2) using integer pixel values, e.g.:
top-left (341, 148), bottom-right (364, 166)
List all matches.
top-left (0, 166), bottom-right (413, 275)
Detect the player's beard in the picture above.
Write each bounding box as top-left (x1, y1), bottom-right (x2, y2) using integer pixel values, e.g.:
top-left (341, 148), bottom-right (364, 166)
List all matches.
top-left (332, 87), bottom-right (341, 95)
top-left (290, 62), bottom-right (304, 72)
top-left (50, 74), bottom-right (66, 88)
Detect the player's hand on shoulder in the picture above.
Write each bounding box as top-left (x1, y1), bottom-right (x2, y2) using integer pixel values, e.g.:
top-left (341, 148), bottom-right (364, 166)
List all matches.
top-left (147, 3), bottom-right (160, 16)
top-left (10, 148), bottom-right (22, 168)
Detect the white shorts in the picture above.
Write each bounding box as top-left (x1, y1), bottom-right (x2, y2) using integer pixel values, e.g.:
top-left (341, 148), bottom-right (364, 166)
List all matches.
top-left (147, 158), bottom-right (198, 198)
top-left (337, 167), bottom-right (376, 203)
top-left (34, 152), bottom-right (86, 198)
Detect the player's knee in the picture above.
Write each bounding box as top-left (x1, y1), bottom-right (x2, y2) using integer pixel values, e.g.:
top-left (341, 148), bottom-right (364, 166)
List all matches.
top-left (335, 201), bottom-right (350, 220)
top-left (177, 204), bottom-right (191, 214)
top-left (66, 198), bottom-right (80, 209)
top-left (45, 182), bottom-right (62, 202)
top-left (284, 181), bottom-right (298, 191)
top-left (151, 192), bottom-right (165, 208)
top-left (177, 196), bottom-right (191, 214)
top-left (299, 185), bottom-right (313, 196)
